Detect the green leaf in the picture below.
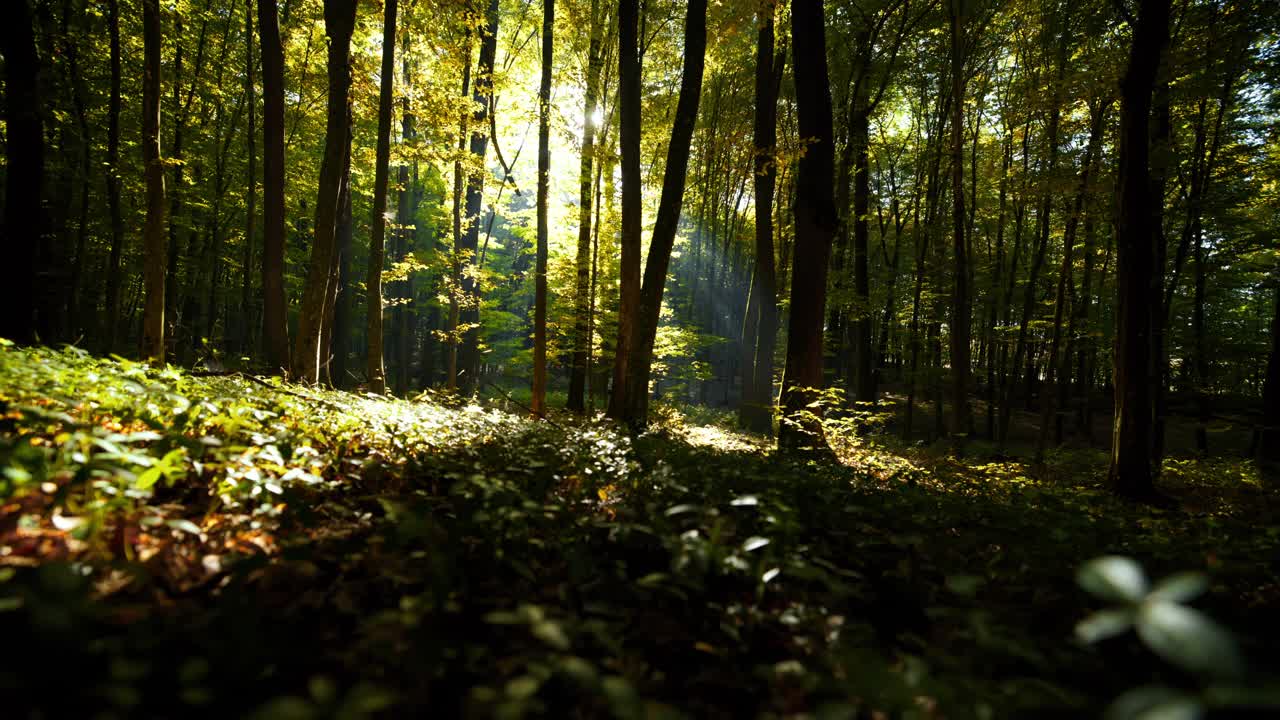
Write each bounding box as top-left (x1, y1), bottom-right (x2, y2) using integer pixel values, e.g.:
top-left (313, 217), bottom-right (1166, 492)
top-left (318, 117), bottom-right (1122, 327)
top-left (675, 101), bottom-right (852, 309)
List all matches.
top-left (1078, 556), bottom-right (1149, 603)
top-left (135, 467), bottom-right (163, 490)
top-left (1148, 572), bottom-right (1209, 604)
top-left (742, 536), bottom-right (770, 552)
top-left (1104, 685), bottom-right (1202, 720)
top-left (1076, 608), bottom-right (1136, 643)
top-left (1136, 600), bottom-right (1243, 679)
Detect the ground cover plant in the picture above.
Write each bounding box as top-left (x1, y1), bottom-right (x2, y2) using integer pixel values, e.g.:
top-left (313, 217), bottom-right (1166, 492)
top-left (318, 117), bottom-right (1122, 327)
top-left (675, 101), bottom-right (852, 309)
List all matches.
top-left (3, 345), bottom-right (1278, 719)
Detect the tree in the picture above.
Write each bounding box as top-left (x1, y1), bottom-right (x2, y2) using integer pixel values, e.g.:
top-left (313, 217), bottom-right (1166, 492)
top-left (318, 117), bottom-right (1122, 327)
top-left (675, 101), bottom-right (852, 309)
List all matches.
top-left (567, 0), bottom-right (607, 413)
top-left (612, 0), bottom-right (707, 429)
top-left (532, 0), bottom-right (554, 416)
top-left (947, 0), bottom-right (971, 445)
top-left (0, 0), bottom-right (43, 344)
top-left (1110, 0), bottom-right (1170, 500)
top-left (103, 0), bottom-right (125, 352)
top-left (141, 0), bottom-right (168, 365)
top-left (458, 0), bottom-right (501, 394)
top-left (778, 0), bottom-right (837, 452)
top-left (739, 5), bottom-right (782, 434)
top-left (608, 0), bottom-right (641, 421)
top-left (367, 0), bottom-right (399, 394)
top-left (258, 0), bottom-right (290, 373)
top-left (293, 0), bottom-right (358, 383)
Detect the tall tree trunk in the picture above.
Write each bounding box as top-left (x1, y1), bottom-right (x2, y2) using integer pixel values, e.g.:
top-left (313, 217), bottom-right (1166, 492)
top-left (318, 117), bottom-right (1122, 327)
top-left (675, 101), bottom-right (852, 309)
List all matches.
top-left (332, 159), bottom-right (355, 387)
top-left (615, 0), bottom-right (707, 428)
top-left (778, 0), bottom-right (836, 453)
top-left (322, 125), bottom-right (352, 387)
top-left (366, 0), bottom-right (397, 394)
top-left (567, 0), bottom-right (606, 412)
top-left (242, 0), bottom-right (257, 354)
top-left (458, 0), bottom-right (500, 393)
top-left (258, 0), bottom-right (290, 373)
top-left (1109, 0), bottom-right (1169, 500)
top-left (448, 30), bottom-right (473, 391)
top-left (102, 0), bottom-right (125, 351)
top-left (141, 0), bottom-right (167, 364)
top-left (740, 8), bottom-right (781, 434)
top-left (948, 0), bottom-right (971, 444)
top-left (292, 0), bottom-right (357, 382)
top-left (608, 0), bottom-right (641, 419)
top-left (0, 0), bottom-right (43, 344)
top-left (532, 0), bottom-right (554, 415)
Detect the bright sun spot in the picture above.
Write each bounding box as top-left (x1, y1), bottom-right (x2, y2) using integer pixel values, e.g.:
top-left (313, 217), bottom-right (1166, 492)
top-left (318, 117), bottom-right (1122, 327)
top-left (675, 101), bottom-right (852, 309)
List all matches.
top-left (589, 107), bottom-right (604, 129)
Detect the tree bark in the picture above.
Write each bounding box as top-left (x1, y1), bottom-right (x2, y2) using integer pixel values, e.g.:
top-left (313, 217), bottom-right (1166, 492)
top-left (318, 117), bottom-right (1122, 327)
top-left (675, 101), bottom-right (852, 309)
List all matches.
top-left (292, 0), bottom-right (357, 382)
top-left (458, 0), bottom-right (500, 393)
top-left (615, 0), bottom-right (707, 429)
top-left (1109, 0), bottom-right (1170, 500)
top-left (778, 0), bottom-right (836, 453)
top-left (258, 0), bottom-right (290, 373)
top-left (0, 0), bottom-right (43, 344)
top-left (739, 8), bottom-right (781, 434)
top-left (948, 0), bottom-right (971, 444)
top-left (366, 0), bottom-right (398, 393)
top-left (567, 0), bottom-right (606, 412)
top-left (607, 0), bottom-right (641, 420)
top-left (140, 0), bottom-right (167, 364)
top-left (532, 0), bottom-right (554, 415)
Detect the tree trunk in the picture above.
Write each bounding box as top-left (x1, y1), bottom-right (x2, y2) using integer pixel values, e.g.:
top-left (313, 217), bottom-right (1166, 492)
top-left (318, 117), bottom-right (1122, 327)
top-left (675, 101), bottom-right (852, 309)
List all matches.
top-left (740, 8), bottom-right (781, 434)
top-left (242, 0), bottom-right (258, 354)
top-left (258, 0), bottom-right (290, 373)
top-left (292, 0), bottom-right (357, 382)
top-left (567, 0), bottom-right (605, 412)
top-left (608, 0), bottom-right (642, 420)
top-left (0, 0), bottom-right (43, 344)
top-left (948, 0), bottom-right (971, 445)
top-left (332, 159), bottom-right (355, 388)
top-left (778, 0), bottom-right (836, 453)
top-left (366, 0), bottom-right (397, 393)
top-left (458, 0), bottom-right (500, 394)
top-left (531, 0), bottom-right (554, 415)
top-left (1109, 0), bottom-right (1169, 500)
top-left (615, 0), bottom-right (707, 429)
top-left (140, 0), bottom-right (167, 364)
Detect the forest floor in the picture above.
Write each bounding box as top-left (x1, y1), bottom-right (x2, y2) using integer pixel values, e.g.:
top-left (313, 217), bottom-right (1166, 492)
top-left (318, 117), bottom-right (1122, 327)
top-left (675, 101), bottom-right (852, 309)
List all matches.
top-left (2, 344), bottom-right (1278, 719)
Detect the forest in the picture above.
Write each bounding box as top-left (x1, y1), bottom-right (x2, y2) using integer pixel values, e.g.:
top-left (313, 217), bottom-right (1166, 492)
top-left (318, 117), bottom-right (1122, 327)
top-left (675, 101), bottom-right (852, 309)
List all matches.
top-left (1, 0), bottom-right (1279, 716)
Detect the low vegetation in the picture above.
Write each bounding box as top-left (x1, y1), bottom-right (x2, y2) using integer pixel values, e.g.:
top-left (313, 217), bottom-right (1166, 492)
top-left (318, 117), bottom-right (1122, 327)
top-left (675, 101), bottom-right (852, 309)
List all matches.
top-left (3, 345), bottom-right (1277, 718)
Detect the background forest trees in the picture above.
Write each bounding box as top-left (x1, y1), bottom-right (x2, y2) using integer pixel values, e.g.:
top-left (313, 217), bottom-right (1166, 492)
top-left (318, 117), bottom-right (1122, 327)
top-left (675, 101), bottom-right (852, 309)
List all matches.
top-left (1, 0), bottom-right (1278, 485)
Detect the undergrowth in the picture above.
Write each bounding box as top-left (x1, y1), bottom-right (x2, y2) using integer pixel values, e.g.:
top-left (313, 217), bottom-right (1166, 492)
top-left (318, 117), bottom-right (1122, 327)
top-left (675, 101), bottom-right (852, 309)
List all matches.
top-left (1, 344), bottom-right (1277, 719)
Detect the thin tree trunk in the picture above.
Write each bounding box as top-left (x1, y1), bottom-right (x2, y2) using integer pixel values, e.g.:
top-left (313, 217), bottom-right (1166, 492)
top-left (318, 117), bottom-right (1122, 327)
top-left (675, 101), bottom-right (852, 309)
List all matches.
top-left (258, 0), bottom-right (290, 373)
top-left (567, 0), bottom-right (605, 412)
top-left (608, 0), bottom-right (642, 419)
top-left (141, 0), bottom-right (167, 364)
top-left (366, 0), bottom-right (398, 393)
top-left (948, 0), bottom-right (971, 444)
top-left (102, 0), bottom-right (125, 352)
top-left (242, 0), bottom-right (258, 354)
top-left (616, 0), bottom-right (707, 428)
top-left (532, 0), bottom-right (553, 415)
top-left (292, 0), bottom-right (357, 382)
top-left (458, 0), bottom-right (500, 393)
